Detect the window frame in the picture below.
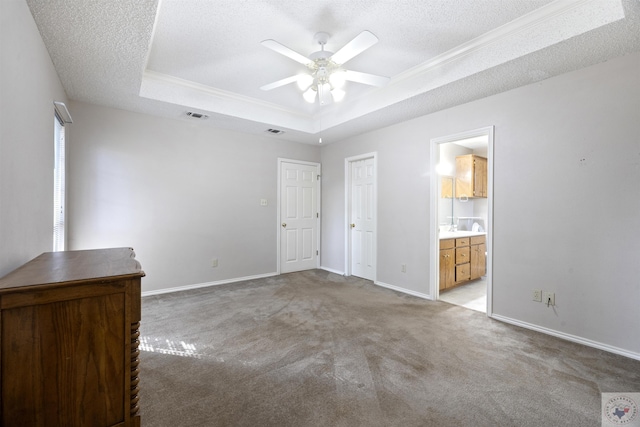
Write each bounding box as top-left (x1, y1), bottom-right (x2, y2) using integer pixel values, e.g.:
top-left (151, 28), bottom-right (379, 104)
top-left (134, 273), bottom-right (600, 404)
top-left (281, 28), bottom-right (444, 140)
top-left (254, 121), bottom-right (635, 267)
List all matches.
top-left (53, 111), bottom-right (66, 251)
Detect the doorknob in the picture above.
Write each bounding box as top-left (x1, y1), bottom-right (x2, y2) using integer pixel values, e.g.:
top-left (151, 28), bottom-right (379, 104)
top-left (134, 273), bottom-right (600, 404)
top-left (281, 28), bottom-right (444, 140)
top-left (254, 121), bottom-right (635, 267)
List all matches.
top-left (281, 223), bottom-right (286, 228)
top-left (350, 223), bottom-right (356, 228)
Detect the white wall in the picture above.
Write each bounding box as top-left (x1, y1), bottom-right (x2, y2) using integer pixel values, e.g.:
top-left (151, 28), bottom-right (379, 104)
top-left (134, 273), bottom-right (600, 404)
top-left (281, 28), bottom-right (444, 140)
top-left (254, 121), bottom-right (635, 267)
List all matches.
top-left (321, 53), bottom-right (640, 357)
top-left (67, 102), bottom-right (320, 292)
top-left (0, 0), bottom-right (68, 277)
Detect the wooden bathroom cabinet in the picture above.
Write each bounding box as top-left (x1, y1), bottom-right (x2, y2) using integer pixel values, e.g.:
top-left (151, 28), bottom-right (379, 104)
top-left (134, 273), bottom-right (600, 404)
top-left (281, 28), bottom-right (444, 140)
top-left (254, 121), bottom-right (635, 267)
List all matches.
top-left (439, 239), bottom-right (455, 290)
top-left (455, 154), bottom-right (487, 198)
top-left (440, 235), bottom-right (486, 291)
top-left (470, 236), bottom-right (487, 281)
top-left (0, 247), bottom-right (144, 427)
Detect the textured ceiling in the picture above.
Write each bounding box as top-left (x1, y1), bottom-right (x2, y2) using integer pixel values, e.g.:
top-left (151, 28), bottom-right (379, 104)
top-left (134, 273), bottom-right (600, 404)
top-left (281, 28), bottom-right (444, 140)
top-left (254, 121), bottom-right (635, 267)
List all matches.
top-left (27, 0), bottom-right (640, 145)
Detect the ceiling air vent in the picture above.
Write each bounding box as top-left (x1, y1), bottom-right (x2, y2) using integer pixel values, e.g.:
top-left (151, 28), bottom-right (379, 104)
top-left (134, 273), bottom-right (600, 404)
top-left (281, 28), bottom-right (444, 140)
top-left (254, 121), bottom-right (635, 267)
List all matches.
top-left (266, 128), bottom-right (285, 135)
top-left (186, 111), bottom-right (208, 119)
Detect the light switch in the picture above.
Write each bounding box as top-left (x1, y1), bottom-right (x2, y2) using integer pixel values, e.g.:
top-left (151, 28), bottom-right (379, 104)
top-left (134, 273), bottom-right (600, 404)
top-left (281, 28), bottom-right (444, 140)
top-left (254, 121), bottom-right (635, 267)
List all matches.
top-left (260, 199), bottom-right (268, 206)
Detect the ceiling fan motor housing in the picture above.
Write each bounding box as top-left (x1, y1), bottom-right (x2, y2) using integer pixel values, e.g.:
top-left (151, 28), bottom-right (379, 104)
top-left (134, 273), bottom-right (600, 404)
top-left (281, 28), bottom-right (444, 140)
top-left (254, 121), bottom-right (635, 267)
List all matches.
top-left (313, 31), bottom-right (331, 47)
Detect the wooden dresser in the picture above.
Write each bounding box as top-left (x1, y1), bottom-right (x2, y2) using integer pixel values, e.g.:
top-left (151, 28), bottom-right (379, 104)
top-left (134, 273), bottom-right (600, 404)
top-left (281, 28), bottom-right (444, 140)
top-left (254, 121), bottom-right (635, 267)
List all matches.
top-left (0, 247), bottom-right (144, 426)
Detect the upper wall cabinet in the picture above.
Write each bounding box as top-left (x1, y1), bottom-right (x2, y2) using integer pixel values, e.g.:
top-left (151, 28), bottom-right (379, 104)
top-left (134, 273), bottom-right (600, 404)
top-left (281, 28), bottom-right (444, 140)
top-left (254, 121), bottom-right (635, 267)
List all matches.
top-left (455, 154), bottom-right (487, 198)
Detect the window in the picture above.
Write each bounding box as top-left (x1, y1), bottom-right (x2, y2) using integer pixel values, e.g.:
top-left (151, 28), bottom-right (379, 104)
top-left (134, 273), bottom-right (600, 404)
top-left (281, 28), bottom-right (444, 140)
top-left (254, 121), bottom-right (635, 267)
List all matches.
top-left (53, 112), bottom-right (65, 251)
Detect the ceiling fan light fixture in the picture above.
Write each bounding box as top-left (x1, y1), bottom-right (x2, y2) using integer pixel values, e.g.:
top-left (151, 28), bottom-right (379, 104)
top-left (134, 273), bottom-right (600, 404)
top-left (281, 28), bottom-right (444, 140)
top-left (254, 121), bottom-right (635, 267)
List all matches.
top-left (331, 88), bottom-right (345, 102)
top-left (318, 83), bottom-right (332, 105)
top-left (296, 74), bottom-right (313, 90)
top-left (261, 30), bottom-right (387, 106)
top-left (303, 87), bottom-right (317, 103)
top-left (329, 71), bottom-right (346, 89)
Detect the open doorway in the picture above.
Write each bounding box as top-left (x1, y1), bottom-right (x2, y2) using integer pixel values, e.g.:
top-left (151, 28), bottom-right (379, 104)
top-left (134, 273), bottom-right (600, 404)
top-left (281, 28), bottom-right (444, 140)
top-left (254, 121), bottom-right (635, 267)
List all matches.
top-left (430, 127), bottom-right (493, 314)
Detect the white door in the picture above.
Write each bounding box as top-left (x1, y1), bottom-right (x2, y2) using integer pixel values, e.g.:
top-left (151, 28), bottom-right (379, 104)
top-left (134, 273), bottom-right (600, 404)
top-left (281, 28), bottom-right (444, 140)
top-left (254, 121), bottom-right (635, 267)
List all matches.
top-left (350, 157), bottom-right (375, 280)
top-left (280, 161), bottom-right (319, 273)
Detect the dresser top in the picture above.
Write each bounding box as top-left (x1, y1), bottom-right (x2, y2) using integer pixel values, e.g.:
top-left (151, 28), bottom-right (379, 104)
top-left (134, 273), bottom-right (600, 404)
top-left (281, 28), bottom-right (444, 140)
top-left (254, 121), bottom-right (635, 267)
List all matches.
top-left (0, 247), bottom-right (144, 293)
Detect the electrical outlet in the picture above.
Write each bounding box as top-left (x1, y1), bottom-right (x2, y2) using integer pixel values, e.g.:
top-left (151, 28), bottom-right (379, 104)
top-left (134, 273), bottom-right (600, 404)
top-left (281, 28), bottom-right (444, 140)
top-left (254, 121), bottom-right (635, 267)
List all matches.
top-left (211, 258), bottom-right (218, 268)
top-left (543, 292), bottom-right (555, 306)
top-left (260, 199), bottom-right (268, 206)
top-left (401, 264), bottom-right (407, 273)
top-left (532, 289), bottom-right (542, 302)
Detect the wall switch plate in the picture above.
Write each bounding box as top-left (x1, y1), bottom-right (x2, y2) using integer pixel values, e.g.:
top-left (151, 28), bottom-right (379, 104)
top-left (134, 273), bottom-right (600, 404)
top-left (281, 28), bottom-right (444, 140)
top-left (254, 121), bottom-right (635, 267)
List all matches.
top-left (401, 264), bottom-right (407, 273)
top-left (211, 258), bottom-right (218, 268)
top-left (543, 291), bottom-right (555, 306)
top-left (532, 289), bottom-right (542, 302)
top-left (260, 199), bottom-right (268, 206)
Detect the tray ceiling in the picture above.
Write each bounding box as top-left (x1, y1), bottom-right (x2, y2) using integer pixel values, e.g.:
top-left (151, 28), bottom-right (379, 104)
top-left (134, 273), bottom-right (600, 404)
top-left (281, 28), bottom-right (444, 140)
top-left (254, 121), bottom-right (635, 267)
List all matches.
top-left (27, 0), bottom-right (640, 144)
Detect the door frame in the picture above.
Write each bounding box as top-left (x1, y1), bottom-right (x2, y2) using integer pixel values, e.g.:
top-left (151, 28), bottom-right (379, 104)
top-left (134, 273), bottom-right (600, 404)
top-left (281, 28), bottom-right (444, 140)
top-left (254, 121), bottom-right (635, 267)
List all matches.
top-left (277, 158), bottom-right (322, 274)
top-left (429, 127), bottom-right (494, 315)
top-left (344, 152), bottom-right (377, 281)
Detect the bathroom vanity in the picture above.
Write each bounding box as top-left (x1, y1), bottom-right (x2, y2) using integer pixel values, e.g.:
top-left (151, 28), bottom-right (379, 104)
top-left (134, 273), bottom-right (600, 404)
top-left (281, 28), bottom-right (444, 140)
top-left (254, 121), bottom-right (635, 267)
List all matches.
top-left (439, 231), bottom-right (486, 291)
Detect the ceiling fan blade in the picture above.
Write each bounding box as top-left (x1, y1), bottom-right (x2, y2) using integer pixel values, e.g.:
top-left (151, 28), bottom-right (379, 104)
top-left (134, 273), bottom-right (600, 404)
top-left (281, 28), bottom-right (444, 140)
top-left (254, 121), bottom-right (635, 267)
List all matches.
top-left (260, 75), bottom-right (299, 91)
top-left (331, 31), bottom-right (379, 65)
top-left (343, 70), bottom-right (390, 87)
top-left (261, 39), bottom-right (312, 66)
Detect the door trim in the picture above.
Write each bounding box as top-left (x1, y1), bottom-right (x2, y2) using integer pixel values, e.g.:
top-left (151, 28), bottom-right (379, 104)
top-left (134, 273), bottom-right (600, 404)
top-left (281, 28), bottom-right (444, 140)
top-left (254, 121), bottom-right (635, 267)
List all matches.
top-left (344, 152), bottom-right (377, 281)
top-left (277, 158), bottom-right (321, 275)
top-left (429, 127), bottom-right (494, 315)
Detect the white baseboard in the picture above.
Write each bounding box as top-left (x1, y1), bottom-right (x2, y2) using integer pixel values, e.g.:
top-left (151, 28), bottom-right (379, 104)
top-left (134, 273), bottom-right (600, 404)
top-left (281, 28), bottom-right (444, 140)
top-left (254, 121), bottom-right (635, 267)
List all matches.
top-left (320, 266), bottom-right (345, 275)
top-left (141, 272), bottom-right (279, 297)
top-left (491, 314), bottom-right (640, 361)
top-left (374, 280), bottom-right (434, 301)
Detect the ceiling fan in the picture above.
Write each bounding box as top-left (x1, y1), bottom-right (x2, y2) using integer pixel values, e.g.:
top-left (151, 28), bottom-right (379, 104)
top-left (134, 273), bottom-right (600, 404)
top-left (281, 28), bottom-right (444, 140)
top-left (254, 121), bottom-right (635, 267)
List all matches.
top-left (260, 31), bottom-right (390, 105)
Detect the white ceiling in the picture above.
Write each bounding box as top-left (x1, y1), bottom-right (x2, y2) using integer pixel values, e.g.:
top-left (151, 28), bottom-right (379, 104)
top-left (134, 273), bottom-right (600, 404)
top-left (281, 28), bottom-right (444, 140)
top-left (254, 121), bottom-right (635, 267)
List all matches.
top-left (27, 0), bottom-right (640, 145)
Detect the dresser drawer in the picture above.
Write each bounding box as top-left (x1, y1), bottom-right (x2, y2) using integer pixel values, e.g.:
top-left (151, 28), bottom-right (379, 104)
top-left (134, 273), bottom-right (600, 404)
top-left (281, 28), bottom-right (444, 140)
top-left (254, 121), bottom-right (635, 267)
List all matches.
top-left (455, 247), bottom-right (470, 264)
top-left (455, 237), bottom-right (470, 247)
top-left (470, 235), bottom-right (486, 245)
top-left (440, 239), bottom-right (455, 250)
top-left (456, 263), bottom-right (470, 282)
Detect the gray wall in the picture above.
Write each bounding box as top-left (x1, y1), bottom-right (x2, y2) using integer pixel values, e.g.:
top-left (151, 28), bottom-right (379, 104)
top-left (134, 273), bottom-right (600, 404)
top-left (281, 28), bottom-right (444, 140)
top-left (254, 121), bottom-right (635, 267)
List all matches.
top-left (0, 0), bottom-right (68, 277)
top-left (67, 102), bottom-right (320, 292)
top-left (320, 52), bottom-right (640, 356)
